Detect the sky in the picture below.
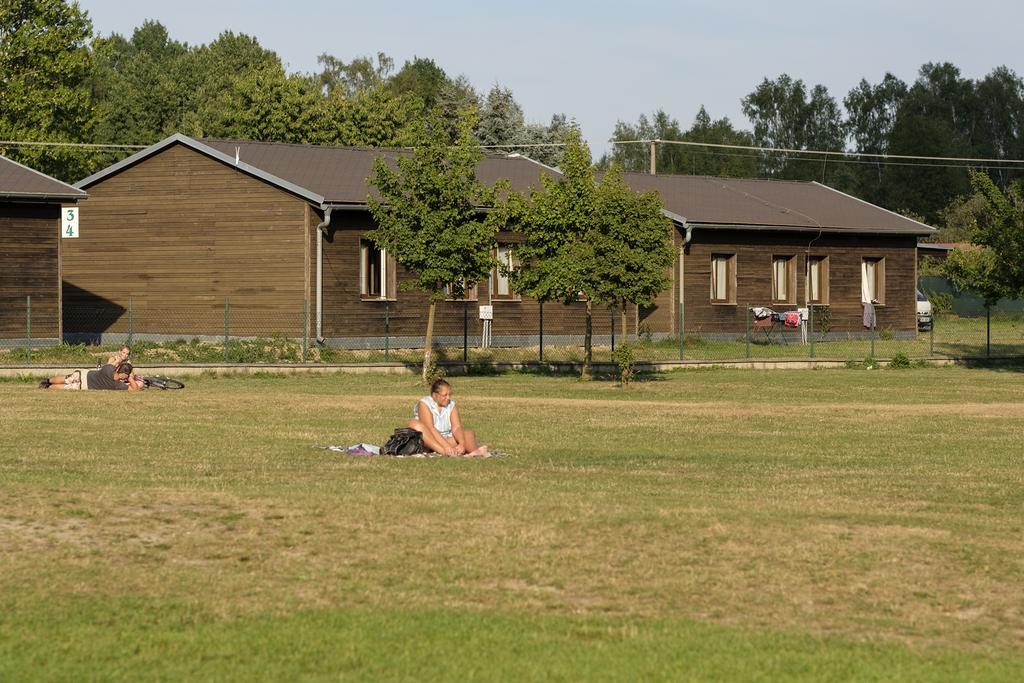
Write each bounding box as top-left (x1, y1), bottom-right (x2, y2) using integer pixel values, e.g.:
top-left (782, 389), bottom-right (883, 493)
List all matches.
top-left (78, 0), bottom-right (1024, 158)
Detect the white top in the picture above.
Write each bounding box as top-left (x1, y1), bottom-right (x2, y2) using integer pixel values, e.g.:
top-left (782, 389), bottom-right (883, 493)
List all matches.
top-left (415, 395), bottom-right (455, 438)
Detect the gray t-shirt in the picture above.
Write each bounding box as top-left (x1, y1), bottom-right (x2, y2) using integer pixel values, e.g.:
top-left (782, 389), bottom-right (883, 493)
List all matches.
top-left (86, 364), bottom-right (128, 391)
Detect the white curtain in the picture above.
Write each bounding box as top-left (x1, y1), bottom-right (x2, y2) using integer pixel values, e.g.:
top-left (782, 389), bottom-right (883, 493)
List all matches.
top-left (808, 258), bottom-right (820, 301)
top-left (861, 259), bottom-right (875, 303)
top-left (712, 257), bottom-right (727, 300)
top-left (773, 258), bottom-right (788, 300)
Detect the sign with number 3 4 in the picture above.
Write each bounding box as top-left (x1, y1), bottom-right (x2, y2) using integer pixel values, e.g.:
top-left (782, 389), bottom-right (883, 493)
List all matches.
top-left (62, 207), bottom-right (79, 238)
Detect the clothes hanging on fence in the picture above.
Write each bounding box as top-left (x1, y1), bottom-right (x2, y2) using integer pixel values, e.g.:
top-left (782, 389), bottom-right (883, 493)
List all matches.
top-left (862, 302), bottom-right (876, 328)
top-left (784, 311), bottom-right (801, 328)
top-left (750, 306), bottom-right (774, 320)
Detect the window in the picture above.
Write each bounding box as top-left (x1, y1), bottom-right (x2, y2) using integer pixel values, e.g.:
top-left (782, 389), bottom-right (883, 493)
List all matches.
top-left (710, 253), bottom-right (736, 304)
top-left (445, 280), bottom-right (478, 301)
top-left (807, 256), bottom-right (829, 304)
top-left (491, 244), bottom-right (519, 300)
top-left (771, 255), bottom-right (796, 304)
top-left (360, 239), bottom-right (396, 300)
top-left (861, 257), bottom-right (885, 304)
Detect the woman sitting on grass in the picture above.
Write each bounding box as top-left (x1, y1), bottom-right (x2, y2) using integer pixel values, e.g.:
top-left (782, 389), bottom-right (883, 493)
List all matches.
top-left (409, 379), bottom-right (488, 456)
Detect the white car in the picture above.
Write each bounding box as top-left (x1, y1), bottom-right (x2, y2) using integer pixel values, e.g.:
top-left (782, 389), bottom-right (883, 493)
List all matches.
top-left (917, 290), bottom-right (933, 331)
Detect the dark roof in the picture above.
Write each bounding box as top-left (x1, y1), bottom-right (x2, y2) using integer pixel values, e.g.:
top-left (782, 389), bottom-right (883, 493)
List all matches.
top-left (0, 154), bottom-right (87, 201)
top-left (622, 173), bottom-right (935, 235)
top-left (76, 134), bottom-right (558, 205)
top-left (75, 134), bottom-right (933, 236)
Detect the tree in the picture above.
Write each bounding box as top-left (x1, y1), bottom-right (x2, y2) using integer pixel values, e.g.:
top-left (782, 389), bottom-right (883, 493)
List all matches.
top-left (317, 51), bottom-right (393, 97)
top-left (741, 74), bottom-right (844, 180)
top-left (590, 165), bottom-right (674, 339)
top-left (604, 107), bottom-right (758, 177)
top-left (503, 128), bottom-right (672, 378)
top-left (475, 84), bottom-right (568, 167)
top-left (367, 109), bottom-right (501, 383)
top-left (843, 73), bottom-right (908, 202)
top-left (0, 0), bottom-right (95, 180)
top-left (944, 171), bottom-right (1024, 305)
top-left (387, 56), bottom-right (449, 111)
top-left (91, 21), bottom-right (190, 146)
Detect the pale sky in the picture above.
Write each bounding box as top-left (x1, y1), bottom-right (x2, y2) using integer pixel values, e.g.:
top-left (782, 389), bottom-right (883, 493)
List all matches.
top-left (78, 0), bottom-right (1024, 157)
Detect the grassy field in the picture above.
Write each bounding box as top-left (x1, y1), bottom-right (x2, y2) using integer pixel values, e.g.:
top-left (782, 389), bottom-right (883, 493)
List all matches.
top-left (1, 367), bottom-right (1023, 681)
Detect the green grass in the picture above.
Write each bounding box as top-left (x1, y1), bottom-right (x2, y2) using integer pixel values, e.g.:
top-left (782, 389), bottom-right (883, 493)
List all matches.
top-left (2, 368), bottom-right (1023, 680)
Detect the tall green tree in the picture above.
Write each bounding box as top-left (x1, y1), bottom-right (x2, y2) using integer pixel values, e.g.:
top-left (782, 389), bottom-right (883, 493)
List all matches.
top-left (317, 51), bottom-right (393, 97)
top-left (604, 107), bottom-right (757, 177)
top-left (741, 74), bottom-right (844, 180)
top-left (0, 0), bottom-right (95, 180)
top-left (367, 109), bottom-right (501, 382)
top-left (475, 84), bottom-right (568, 166)
top-left (387, 56), bottom-right (448, 111)
top-left (91, 21), bottom-right (190, 146)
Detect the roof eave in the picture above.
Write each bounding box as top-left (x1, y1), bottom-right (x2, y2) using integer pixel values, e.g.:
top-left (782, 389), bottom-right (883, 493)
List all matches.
top-left (0, 192), bottom-right (87, 201)
top-left (688, 222), bottom-right (935, 236)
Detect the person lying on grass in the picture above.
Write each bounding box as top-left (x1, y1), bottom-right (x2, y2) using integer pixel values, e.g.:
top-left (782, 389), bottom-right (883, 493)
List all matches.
top-left (41, 360), bottom-right (146, 391)
top-left (409, 378), bottom-right (488, 456)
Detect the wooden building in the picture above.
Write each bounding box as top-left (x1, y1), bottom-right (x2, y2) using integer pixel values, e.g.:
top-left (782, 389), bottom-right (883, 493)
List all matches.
top-left (0, 155), bottom-right (87, 343)
top-left (69, 134), bottom-right (932, 346)
top-left (621, 174), bottom-right (934, 339)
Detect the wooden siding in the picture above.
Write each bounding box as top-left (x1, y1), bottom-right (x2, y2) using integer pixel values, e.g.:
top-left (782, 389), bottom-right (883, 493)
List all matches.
top-left (0, 202), bottom-right (61, 339)
top-left (679, 230), bottom-right (918, 334)
top-left (64, 144), bottom-right (308, 336)
top-left (317, 216), bottom-right (626, 342)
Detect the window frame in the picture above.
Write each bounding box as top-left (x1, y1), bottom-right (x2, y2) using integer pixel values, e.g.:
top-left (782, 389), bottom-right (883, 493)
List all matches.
top-left (359, 239), bottom-right (396, 301)
top-left (771, 254), bottom-right (797, 305)
top-left (861, 256), bottom-right (886, 305)
top-left (806, 255), bottom-right (830, 305)
top-left (491, 243), bottom-right (520, 302)
top-left (444, 280), bottom-right (479, 302)
top-left (710, 253), bottom-right (737, 305)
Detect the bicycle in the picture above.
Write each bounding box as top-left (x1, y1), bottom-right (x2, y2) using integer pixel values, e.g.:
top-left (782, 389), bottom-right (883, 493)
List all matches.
top-left (140, 375), bottom-right (186, 390)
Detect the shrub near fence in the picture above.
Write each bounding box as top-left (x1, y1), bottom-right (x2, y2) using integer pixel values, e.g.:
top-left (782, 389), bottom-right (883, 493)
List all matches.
top-left (1, 296), bottom-right (1024, 367)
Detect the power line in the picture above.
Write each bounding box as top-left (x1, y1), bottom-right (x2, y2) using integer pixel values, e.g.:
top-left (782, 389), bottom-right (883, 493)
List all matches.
top-left (667, 146), bottom-right (1023, 171)
top-left (0, 140), bottom-right (147, 150)
top-left (610, 138), bottom-right (1024, 166)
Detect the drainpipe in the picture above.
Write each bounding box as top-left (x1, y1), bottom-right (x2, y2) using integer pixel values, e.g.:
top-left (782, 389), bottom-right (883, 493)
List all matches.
top-left (315, 206), bottom-right (334, 343)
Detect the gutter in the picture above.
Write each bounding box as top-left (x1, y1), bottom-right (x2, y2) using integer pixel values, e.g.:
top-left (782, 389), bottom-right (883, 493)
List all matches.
top-left (688, 222), bottom-right (933, 236)
top-left (315, 207), bottom-right (333, 343)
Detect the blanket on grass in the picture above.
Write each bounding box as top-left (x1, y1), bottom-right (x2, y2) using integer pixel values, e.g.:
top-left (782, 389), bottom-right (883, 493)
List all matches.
top-left (316, 444), bottom-right (505, 458)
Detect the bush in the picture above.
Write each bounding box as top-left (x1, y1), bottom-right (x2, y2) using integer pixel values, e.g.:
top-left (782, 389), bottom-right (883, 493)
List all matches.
top-left (889, 352), bottom-right (911, 368)
top-left (612, 342), bottom-right (636, 386)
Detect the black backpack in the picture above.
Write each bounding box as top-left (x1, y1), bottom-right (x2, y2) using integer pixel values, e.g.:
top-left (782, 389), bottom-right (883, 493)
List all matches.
top-left (382, 428), bottom-right (426, 455)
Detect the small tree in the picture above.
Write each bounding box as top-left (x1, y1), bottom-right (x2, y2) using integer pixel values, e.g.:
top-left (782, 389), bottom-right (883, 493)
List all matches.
top-left (367, 109), bottom-right (499, 383)
top-left (504, 128), bottom-right (672, 379)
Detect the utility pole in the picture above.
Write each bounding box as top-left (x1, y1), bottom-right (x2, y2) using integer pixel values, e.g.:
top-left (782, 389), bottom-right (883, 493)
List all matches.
top-left (649, 139), bottom-right (658, 175)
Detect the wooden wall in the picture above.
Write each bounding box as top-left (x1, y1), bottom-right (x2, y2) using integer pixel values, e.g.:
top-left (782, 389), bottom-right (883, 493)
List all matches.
top-left (674, 230), bottom-right (918, 335)
top-left (64, 144), bottom-right (309, 336)
top-left (317, 215), bottom-right (624, 342)
top-left (0, 202), bottom-right (61, 339)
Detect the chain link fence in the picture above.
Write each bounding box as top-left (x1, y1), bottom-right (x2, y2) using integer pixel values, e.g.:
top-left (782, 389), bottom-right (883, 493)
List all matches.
top-left (2, 295), bottom-right (1023, 367)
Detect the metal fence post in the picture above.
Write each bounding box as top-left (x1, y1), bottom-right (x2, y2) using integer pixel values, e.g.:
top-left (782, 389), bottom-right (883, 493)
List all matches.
top-left (463, 301), bottom-right (468, 364)
top-left (610, 304), bottom-right (616, 353)
top-left (302, 299), bottom-right (309, 364)
top-left (679, 301), bottom-right (685, 361)
top-left (539, 301), bottom-right (544, 362)
top-left (744, 303), bottom-right (750, 359)
top-left (127, 296), bottom-right (133, 347)
top-left (384, 301), bottom-right (390, 363)
top-left (223, 297), bottom-right (230, 363)
top-left (929, 315), bottom-right (934, 356)
top-left (809, 305), bottom-right (815, 359)
top-left (870, 303), bottom-right (876, 359)
top-left (986, 306), bottom-right (991, 357)
top-left (26, 295), bottom-right (32, 364)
